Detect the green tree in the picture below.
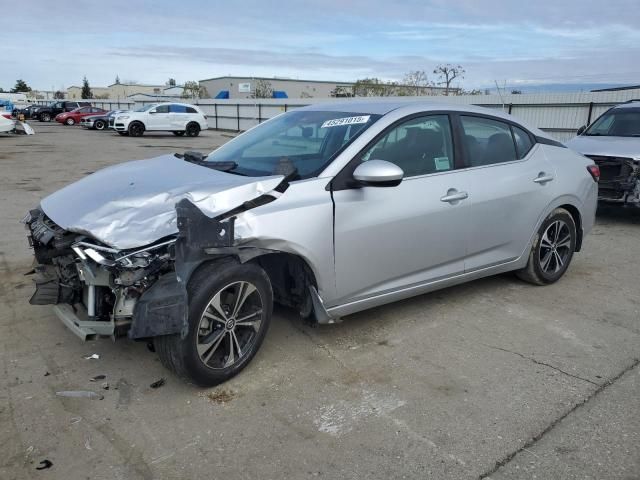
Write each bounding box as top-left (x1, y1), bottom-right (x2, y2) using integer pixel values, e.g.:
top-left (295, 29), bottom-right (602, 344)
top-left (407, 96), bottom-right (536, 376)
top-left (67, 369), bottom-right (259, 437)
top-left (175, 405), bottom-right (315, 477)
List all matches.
top-left (53, 90), bottom-right (65, 99)
top-left (81, 76), bottom-right (92, 99)
top-left (11, 79), bottom-right (32, 93)
top-left (352, 78), bottom-right (398, 97)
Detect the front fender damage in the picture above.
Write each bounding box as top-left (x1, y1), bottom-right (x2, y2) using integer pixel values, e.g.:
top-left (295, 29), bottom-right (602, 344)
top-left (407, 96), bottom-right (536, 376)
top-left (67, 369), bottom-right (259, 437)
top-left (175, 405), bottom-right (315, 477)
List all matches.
top-left (130, 185), bottom-right (291, 339)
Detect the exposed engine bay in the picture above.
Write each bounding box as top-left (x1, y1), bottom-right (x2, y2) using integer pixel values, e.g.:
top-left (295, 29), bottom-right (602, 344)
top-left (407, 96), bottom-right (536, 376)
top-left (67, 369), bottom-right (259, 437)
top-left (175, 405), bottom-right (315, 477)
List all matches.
top-left (25, 207), bottom-right (181, 339)
top-left (586, 155), bottom-right (640, 205)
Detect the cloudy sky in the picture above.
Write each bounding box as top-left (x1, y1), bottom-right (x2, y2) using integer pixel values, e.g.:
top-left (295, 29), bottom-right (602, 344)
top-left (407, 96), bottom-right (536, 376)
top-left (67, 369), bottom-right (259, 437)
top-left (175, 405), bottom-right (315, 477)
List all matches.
top-left (3, 0), bottom-right (639, 92)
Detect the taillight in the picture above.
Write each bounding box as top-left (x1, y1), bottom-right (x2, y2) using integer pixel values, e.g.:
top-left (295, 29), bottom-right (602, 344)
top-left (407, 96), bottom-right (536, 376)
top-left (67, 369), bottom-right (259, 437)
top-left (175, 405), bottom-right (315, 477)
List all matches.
top-left (587, 164), bottom-right (600, 182)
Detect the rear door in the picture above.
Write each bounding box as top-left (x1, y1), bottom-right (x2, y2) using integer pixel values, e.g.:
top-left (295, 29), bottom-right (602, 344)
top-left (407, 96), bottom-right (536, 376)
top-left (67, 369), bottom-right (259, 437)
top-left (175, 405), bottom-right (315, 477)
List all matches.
top-left (455, 114), bottom-right (557, 271)
top-left (332, 113), bottom-right (470, 305)
top-left (169, 104), bottom-right (188, 129)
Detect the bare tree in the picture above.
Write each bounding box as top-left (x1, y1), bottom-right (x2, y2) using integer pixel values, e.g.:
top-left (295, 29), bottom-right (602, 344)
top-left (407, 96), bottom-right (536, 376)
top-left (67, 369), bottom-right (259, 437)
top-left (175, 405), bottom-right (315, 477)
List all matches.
top-left (402, 70), bottom-right (432, 96)
top-left (433, 64), bottom-right (465, 96)
top-left (251, 79), bottom-right (274, 99)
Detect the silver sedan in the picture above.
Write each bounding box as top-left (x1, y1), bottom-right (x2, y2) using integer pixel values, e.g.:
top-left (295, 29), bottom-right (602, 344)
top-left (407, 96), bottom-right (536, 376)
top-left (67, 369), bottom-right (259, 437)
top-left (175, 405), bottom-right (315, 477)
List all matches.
top-left (25, 101), bottom-right (599, 386)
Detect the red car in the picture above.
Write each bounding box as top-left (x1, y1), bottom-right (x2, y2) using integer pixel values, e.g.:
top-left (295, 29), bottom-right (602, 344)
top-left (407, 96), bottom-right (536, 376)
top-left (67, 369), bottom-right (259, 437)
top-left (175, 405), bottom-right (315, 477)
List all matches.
top-left (55, 106), bottom-right (107, 126)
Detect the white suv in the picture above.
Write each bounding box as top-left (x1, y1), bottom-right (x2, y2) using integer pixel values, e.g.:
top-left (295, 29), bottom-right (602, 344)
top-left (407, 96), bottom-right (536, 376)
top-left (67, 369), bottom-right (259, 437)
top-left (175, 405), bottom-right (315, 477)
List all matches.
top-left (111, 102), bottom-right (208, 137)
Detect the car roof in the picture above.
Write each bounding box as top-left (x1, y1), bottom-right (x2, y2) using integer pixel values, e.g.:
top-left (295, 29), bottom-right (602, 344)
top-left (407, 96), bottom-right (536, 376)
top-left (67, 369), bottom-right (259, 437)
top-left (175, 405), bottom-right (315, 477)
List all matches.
top-left (299, 99), bottom-right (551, 140)
top-left (612, 101), bottom-right (640, 111)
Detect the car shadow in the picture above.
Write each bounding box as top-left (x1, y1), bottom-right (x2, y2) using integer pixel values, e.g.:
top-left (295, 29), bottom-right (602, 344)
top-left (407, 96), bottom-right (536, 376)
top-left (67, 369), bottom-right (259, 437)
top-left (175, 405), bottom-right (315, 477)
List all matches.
top-left (596, 204), bottom-right (640, 226)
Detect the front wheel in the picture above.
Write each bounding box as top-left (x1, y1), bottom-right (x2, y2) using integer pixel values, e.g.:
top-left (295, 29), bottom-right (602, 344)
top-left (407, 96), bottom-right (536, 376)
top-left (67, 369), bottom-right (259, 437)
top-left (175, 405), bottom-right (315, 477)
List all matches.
top-left (40, 113), bottom-right (51, 122)
top-left (155, 261), bottom-right (273, 386)
top-left (516, 208), bottom-right (577, 285)
top-left (128, 121), bottom-right (145, 137)
top-left (65, 118), bottom-right (75, 125)
top-left (95, 120), bottom-right (106, 130)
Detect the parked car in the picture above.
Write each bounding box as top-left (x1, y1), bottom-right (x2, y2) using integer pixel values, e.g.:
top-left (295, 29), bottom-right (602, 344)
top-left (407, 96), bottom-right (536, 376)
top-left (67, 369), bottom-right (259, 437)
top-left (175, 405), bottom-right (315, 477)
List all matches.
top-left (24, 101), bottom-right (598, 386)
top-left (0, 112), bottom-right (16, 133)
top-left (110, 102), bottom-right (207, 137)
top-left (80, 110), bottom-right (126, 130)
top-left (36, 101), bottom-right (91, 122)
top-left (55, 106), bottom-right (107, 126)
top-left (13, 104), bottom-right (40, 120)
top-left (567, 100), bottom-right (640, 207)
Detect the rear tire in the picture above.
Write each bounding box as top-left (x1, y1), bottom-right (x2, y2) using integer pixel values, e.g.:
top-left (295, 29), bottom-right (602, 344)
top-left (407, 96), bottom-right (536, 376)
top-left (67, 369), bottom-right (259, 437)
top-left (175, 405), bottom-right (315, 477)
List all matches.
top-left (128, 121), bottom-right (145, 137)
top-left (155, 260), bottom-right (273, 387)
top-left (40, 113), bottom-right (51, 122)
top-left (185, 122), bottom-right (200, 137)
top-left (516, 208), bottom-right (576, 285)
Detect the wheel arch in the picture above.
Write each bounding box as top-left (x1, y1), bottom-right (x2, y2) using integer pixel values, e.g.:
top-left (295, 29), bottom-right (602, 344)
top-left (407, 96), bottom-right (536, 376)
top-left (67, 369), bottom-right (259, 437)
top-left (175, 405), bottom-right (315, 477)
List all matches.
top-left (557, 203), bottom-right (583, 252)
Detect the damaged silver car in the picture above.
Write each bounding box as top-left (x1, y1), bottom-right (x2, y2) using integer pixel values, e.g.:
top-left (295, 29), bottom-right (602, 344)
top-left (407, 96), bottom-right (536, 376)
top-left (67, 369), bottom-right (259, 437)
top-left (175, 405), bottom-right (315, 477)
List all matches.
top-left (25, 101), bottom-right (599, 386)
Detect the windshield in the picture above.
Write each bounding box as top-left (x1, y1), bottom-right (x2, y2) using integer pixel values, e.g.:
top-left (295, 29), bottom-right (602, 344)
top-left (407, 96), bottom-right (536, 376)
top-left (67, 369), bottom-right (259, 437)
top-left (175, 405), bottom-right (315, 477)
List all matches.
top-left (205, 110), bottom-right (381, 179)
top-left (585, 109), bottom-right (640, 137)
top-left (135, 104), bottom-right (157, 112)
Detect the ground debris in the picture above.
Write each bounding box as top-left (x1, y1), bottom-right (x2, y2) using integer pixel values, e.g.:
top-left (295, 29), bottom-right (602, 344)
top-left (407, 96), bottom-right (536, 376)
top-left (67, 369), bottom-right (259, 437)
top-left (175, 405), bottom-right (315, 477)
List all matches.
top-left (201, 389), bottom-right (235, 404)
top-left (56, 390), bottom-right (104, 400)
top-left (36, 459), bottom-right (53, 470)
top-left (84, 354), bottom-right (100, 360)
top-left (150, 378), bottom-right (165, 389)
top-left (90, 374), bottom-right (106, 382)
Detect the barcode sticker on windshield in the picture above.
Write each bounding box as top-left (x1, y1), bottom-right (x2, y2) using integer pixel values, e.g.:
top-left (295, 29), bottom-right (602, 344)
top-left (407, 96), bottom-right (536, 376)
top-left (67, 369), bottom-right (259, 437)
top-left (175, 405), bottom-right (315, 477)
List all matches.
top-left (321, 115), bottom-right (370, 128)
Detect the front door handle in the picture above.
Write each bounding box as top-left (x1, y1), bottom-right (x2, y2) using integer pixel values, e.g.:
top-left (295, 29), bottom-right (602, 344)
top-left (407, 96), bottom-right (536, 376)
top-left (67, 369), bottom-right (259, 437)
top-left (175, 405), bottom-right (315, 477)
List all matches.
top-left (440, 189), bottom-right (469, 203)
top-left (533, 172), bottom-right (554, 184)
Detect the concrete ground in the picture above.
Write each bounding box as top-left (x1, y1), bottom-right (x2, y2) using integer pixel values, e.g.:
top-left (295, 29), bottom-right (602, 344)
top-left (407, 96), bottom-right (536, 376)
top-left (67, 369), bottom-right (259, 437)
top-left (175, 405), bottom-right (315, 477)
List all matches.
top-left (1, 122), bottom-right (638, 480)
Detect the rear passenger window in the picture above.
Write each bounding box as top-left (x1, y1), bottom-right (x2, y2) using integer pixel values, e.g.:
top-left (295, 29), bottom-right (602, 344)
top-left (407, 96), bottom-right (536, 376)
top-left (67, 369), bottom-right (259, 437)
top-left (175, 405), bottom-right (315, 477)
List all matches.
top-left (461, 116), bottom-right (517, 166)
top-left (511, 126), bottom-right (534, 158)
top-left (170, 104), bottom-right (187, 113)
top-left (186, 106), bottom-right (197, 114)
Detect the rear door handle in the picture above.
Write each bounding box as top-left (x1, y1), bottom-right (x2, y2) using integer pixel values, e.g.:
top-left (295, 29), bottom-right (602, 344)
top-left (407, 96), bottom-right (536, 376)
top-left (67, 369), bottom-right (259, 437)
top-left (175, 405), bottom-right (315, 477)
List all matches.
top-left (533, 173), bottom-right (554, 184)
top-left (440, 189), bottom-right (469, 203)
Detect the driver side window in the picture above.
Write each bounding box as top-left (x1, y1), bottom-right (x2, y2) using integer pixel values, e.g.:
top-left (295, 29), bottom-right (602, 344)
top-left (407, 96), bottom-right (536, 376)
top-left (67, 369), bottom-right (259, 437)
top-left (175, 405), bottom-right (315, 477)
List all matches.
top-left (361, 115), bottom-right (454, 177)
top-left (155, 105), bottom-right (170, 113)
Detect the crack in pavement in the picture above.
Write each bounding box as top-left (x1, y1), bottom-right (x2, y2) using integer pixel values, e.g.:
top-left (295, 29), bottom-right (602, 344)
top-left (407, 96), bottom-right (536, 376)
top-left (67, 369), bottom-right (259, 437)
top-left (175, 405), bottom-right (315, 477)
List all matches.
top-left (482, 343), bottom-right (600, 386)
top-left (478, 357), bottom-right (640, 479)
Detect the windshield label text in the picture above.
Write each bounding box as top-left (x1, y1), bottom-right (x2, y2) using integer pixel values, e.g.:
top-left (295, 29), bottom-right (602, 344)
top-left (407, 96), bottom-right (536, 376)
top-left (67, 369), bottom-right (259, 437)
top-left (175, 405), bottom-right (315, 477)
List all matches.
top-left (321, 115), bottom-right (371, 128)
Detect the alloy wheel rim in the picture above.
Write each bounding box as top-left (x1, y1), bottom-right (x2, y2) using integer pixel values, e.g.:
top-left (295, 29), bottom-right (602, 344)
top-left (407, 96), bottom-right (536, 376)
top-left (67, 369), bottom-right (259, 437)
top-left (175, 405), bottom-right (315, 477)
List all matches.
top-left (195, 281), bottom-right (263, 370)
top-left (538, 220), bottom-right (571, 274)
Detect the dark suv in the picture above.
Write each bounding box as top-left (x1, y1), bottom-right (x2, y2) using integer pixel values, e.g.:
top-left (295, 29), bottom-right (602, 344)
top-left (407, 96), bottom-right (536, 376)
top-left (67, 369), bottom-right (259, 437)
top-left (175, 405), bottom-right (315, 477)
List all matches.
top-left (36, 101), bottom-right (91, 122)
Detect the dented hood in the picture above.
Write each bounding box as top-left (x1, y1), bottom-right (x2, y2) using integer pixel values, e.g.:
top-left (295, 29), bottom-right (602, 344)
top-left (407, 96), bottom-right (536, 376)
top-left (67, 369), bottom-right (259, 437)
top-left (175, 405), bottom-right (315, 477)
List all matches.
top-left (41, 154), bottom-right (284, 250)
top-left (566, 136), bottom-right (640, 160)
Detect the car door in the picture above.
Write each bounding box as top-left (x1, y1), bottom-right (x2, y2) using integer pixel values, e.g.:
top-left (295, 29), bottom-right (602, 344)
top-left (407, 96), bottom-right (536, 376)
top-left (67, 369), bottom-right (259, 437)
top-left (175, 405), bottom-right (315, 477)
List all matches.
top-left (332, 114), bottom-right (470, 305)
top-left (147, 104), bottom-right (170, 130)
top-left (169, 104), bottom-right (188, 129)
top-left (455, 114), bottom-right (558, 271)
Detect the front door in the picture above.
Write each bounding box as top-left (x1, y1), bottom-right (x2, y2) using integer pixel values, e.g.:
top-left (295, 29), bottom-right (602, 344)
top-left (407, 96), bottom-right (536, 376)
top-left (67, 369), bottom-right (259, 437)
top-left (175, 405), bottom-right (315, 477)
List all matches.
top-left (147, 104), bottom-right (171, 130)
top-left (332, 114), bottom-right (470, 306)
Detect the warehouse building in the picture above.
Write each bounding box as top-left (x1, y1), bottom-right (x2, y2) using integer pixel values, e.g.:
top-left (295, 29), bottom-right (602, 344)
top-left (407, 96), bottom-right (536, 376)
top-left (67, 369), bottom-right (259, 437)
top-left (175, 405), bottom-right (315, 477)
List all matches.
top-left (198, 76), bottom-right (354, 99)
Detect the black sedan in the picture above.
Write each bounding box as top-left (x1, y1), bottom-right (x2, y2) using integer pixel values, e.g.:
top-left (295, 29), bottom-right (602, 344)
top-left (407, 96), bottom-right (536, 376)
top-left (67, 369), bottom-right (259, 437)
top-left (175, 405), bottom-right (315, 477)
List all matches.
top-left (80, 110), bottom-right (127, 130)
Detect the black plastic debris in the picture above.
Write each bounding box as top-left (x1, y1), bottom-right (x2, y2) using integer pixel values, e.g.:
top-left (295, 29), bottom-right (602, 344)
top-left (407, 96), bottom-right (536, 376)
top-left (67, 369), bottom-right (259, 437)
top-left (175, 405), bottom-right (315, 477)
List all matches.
top-left (44, 372), bottom-right (50, 377)
top-left (36, 459), bottom-right (53, 470)
top-left (90, 374), bottom-right (106, 382)
top-left (150, 378), bottom-right (165, 389)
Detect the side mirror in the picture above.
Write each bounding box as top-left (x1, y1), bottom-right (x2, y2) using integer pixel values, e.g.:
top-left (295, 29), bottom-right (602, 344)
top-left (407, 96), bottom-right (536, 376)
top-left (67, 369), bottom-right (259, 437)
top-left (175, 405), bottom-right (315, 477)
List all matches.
top-left (149, 109), bottom-right (157, 114)
top-left (576, 125), bottom-right (586, 136)
top-left (353, 160), bottom-right (404, 187)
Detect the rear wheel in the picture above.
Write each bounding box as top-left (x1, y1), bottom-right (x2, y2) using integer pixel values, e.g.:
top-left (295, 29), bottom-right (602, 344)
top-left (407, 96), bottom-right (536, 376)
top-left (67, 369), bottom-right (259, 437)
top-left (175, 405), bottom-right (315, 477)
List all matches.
top-left (155, 260), bottom-right (272, 386)
top-left (173, 131), bottom-right (185, 136)
top-left (95, 120), bottom-right (106, 130)
top-left (65, 118), bottom-right (75, 125)
top-left (128, 121), bottom-right (145, 137)
top-left (185, 122), bottom-right (200, 137)
top-left (516, 208), bottom-right (576, 285)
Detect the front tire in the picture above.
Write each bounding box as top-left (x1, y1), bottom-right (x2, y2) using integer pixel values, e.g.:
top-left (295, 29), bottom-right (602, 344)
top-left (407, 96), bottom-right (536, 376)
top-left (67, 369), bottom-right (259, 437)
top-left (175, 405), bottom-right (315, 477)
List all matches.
top-left (516, 208), bottom-right (576, 285)
top-left (185, 122), bottom-right (200, 137)
top-left (128, 121), bottom-right (145, 137)
top-left (40, 113), bottom-right (51, 122)
top-left (155, 260), bottom-right (273, 386)
top-left (65, 118), bottom-right (75, 125)
top-left (95, 120), bottom-right (106, 130)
